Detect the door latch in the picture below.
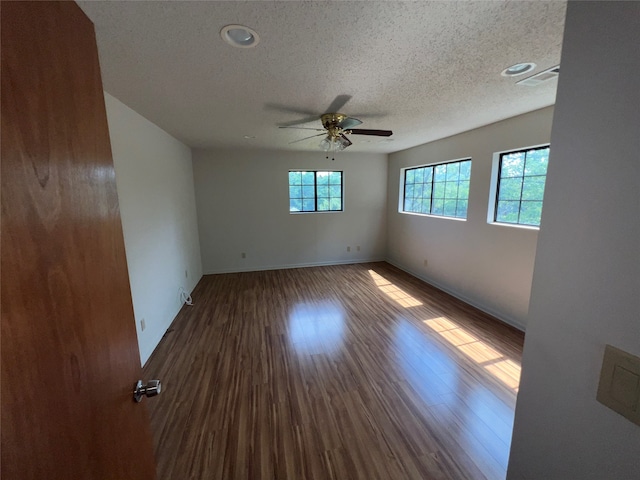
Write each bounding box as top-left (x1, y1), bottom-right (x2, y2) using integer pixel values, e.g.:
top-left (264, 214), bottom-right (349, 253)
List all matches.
top-left (133, 379), bottom-right (162, 403)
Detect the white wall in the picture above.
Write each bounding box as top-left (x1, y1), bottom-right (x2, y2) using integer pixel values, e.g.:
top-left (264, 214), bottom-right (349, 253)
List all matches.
top-left (193, 149), bottom-right (387, 273)
top-left (105, 93), bottom-right (203, 366)
top-left (387, 107), bottom-right (554, 329)
top-left (508, 2), bottom-right (640, 479)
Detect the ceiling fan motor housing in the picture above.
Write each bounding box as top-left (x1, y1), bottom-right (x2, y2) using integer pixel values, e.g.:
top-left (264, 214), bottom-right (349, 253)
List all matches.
top-left (321, 113), bottom-right (348, 138)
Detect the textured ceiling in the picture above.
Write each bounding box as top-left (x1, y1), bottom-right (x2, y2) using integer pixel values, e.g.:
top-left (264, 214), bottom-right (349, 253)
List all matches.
top-left (78, 1), bottom-right (567, 154)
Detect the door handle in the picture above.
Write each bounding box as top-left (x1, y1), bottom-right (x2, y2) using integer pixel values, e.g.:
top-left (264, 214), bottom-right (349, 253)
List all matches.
top-left (133, 379), bottom-right (162, 403)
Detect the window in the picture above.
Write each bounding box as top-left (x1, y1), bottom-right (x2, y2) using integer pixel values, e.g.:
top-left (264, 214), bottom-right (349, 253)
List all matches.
top-left (494, 146), bottom-right (549, 226)
top-left (402, 159), bottom-right (471, 219)
top-left (288, 170), bottom-right (343, 212)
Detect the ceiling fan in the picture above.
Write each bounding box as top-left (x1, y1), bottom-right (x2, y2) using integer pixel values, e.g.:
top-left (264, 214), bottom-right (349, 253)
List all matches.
top-left (273, 95), bottom-right (393, 152)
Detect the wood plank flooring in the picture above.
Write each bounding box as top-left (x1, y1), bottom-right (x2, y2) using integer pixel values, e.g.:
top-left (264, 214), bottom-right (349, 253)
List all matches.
top-left (143, 262), bottom-right (524, 480)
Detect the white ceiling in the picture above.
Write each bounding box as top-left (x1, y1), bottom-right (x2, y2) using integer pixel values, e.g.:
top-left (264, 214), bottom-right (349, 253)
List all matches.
top-left (78, 1), bottom-right (567, 154)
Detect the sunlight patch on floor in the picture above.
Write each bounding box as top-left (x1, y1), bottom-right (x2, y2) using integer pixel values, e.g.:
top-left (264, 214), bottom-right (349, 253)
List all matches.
top-left (424, 317), bottom-right (521, 391)
top-left (368, 270), bottom-right (423, 308)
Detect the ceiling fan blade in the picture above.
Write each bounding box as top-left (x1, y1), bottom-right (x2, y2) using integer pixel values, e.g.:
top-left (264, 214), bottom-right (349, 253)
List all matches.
top-left (277, 115), bottom-right (321, 127)
top-left (324, 95), bottom-right (352, 114)
top-left (279, 126), bottom-right (324, 131)
top-left (338, 117), bottom-right (363, 130)
top-left (348, 112), bottom-right (388, 119)
top-left (265, 103), bottom-right (318, 117)
top-left (288, 133), bottom-right (326, 144)
top-left (348, 128), bottom-right (393, 137)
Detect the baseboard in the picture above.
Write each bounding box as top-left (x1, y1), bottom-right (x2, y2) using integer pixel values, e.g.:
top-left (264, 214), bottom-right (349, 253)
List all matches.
top-left (141, 278), bottom-right (202, 367)
top-left (203, 257), bottom-right (387, 275)
top-left (140, 324), bottom-right (168, 367)
top-left (385, 258), bottom-right (526, 332)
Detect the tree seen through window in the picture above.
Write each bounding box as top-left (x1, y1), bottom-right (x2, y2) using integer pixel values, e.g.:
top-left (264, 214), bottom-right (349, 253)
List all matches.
top-left (289, 171), bottom-right (343, 212)
top-left (403, 159), bottom-right (471, 219)
top-left (495, 146), bottom-right (549, 226)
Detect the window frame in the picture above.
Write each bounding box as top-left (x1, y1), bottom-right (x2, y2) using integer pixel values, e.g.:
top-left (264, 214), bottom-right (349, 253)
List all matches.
top-left (288, 170), bottom-right (344, 214)
top-left (488, 144), bottom-right (550, 228)
top-left (399, 158), bottom-right (472, 220)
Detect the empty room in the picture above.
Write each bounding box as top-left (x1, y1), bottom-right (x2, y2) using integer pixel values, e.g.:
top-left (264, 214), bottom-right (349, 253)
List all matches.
top-left (2, 1), bottom-right (638, 480)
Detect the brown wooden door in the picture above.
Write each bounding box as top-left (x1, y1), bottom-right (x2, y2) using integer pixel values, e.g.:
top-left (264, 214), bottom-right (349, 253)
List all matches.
top-left (1, 2), bottom-right (157, 479)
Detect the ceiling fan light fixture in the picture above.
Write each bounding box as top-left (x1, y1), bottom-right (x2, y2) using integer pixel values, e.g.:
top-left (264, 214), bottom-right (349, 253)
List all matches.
top-left (220, 25), bottom-right (260, 48)
top-left (319, 137), bottom-right (332, 151)
top-left (335, 135), bottom-right (350, 151)
top-left (501, 62), bottom-right (536, 77)
top-left (319, 134), bottom-right (351, 153)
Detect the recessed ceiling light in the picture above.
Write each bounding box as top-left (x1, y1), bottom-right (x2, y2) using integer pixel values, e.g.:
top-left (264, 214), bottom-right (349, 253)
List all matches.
top-left (221, 25), bottom-right (260, 48)
top-left (501, 62), bottom-right (536, 77)
top-left (243, 135), bottom-right (256, 139)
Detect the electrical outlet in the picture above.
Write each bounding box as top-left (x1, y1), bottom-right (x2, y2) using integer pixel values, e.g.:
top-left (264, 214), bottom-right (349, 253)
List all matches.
top-left (423, 259), bottom-right (428, 267)
top-left (140, 318), bottom-right (146, 331)
top-left (347, 246), bottom-right (351, 252)
top-left (241, 252), bottom-right (246, 259)
top-left (357, 246), bottom-right (361, 252)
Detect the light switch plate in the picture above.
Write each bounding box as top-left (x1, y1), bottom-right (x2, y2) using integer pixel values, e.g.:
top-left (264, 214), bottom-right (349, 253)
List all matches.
top-left (596, 344), bottom-right (640, 427)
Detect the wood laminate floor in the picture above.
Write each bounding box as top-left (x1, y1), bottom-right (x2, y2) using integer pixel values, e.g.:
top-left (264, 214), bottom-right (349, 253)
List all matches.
top-left (143, 262), bottom-right (524, 480)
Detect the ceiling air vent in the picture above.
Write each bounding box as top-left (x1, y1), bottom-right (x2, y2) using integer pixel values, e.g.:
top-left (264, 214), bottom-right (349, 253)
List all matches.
top-left (517, 66), bottom-right (560, 87)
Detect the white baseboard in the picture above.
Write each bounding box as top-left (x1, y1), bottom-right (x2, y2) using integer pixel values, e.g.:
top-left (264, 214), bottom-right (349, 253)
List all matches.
top-left (385, 258), bottom-right (526, 332)
top-left (141, 279), bottom-right (202, 367)
top-left (203, 257), bottom-right (386, 275)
